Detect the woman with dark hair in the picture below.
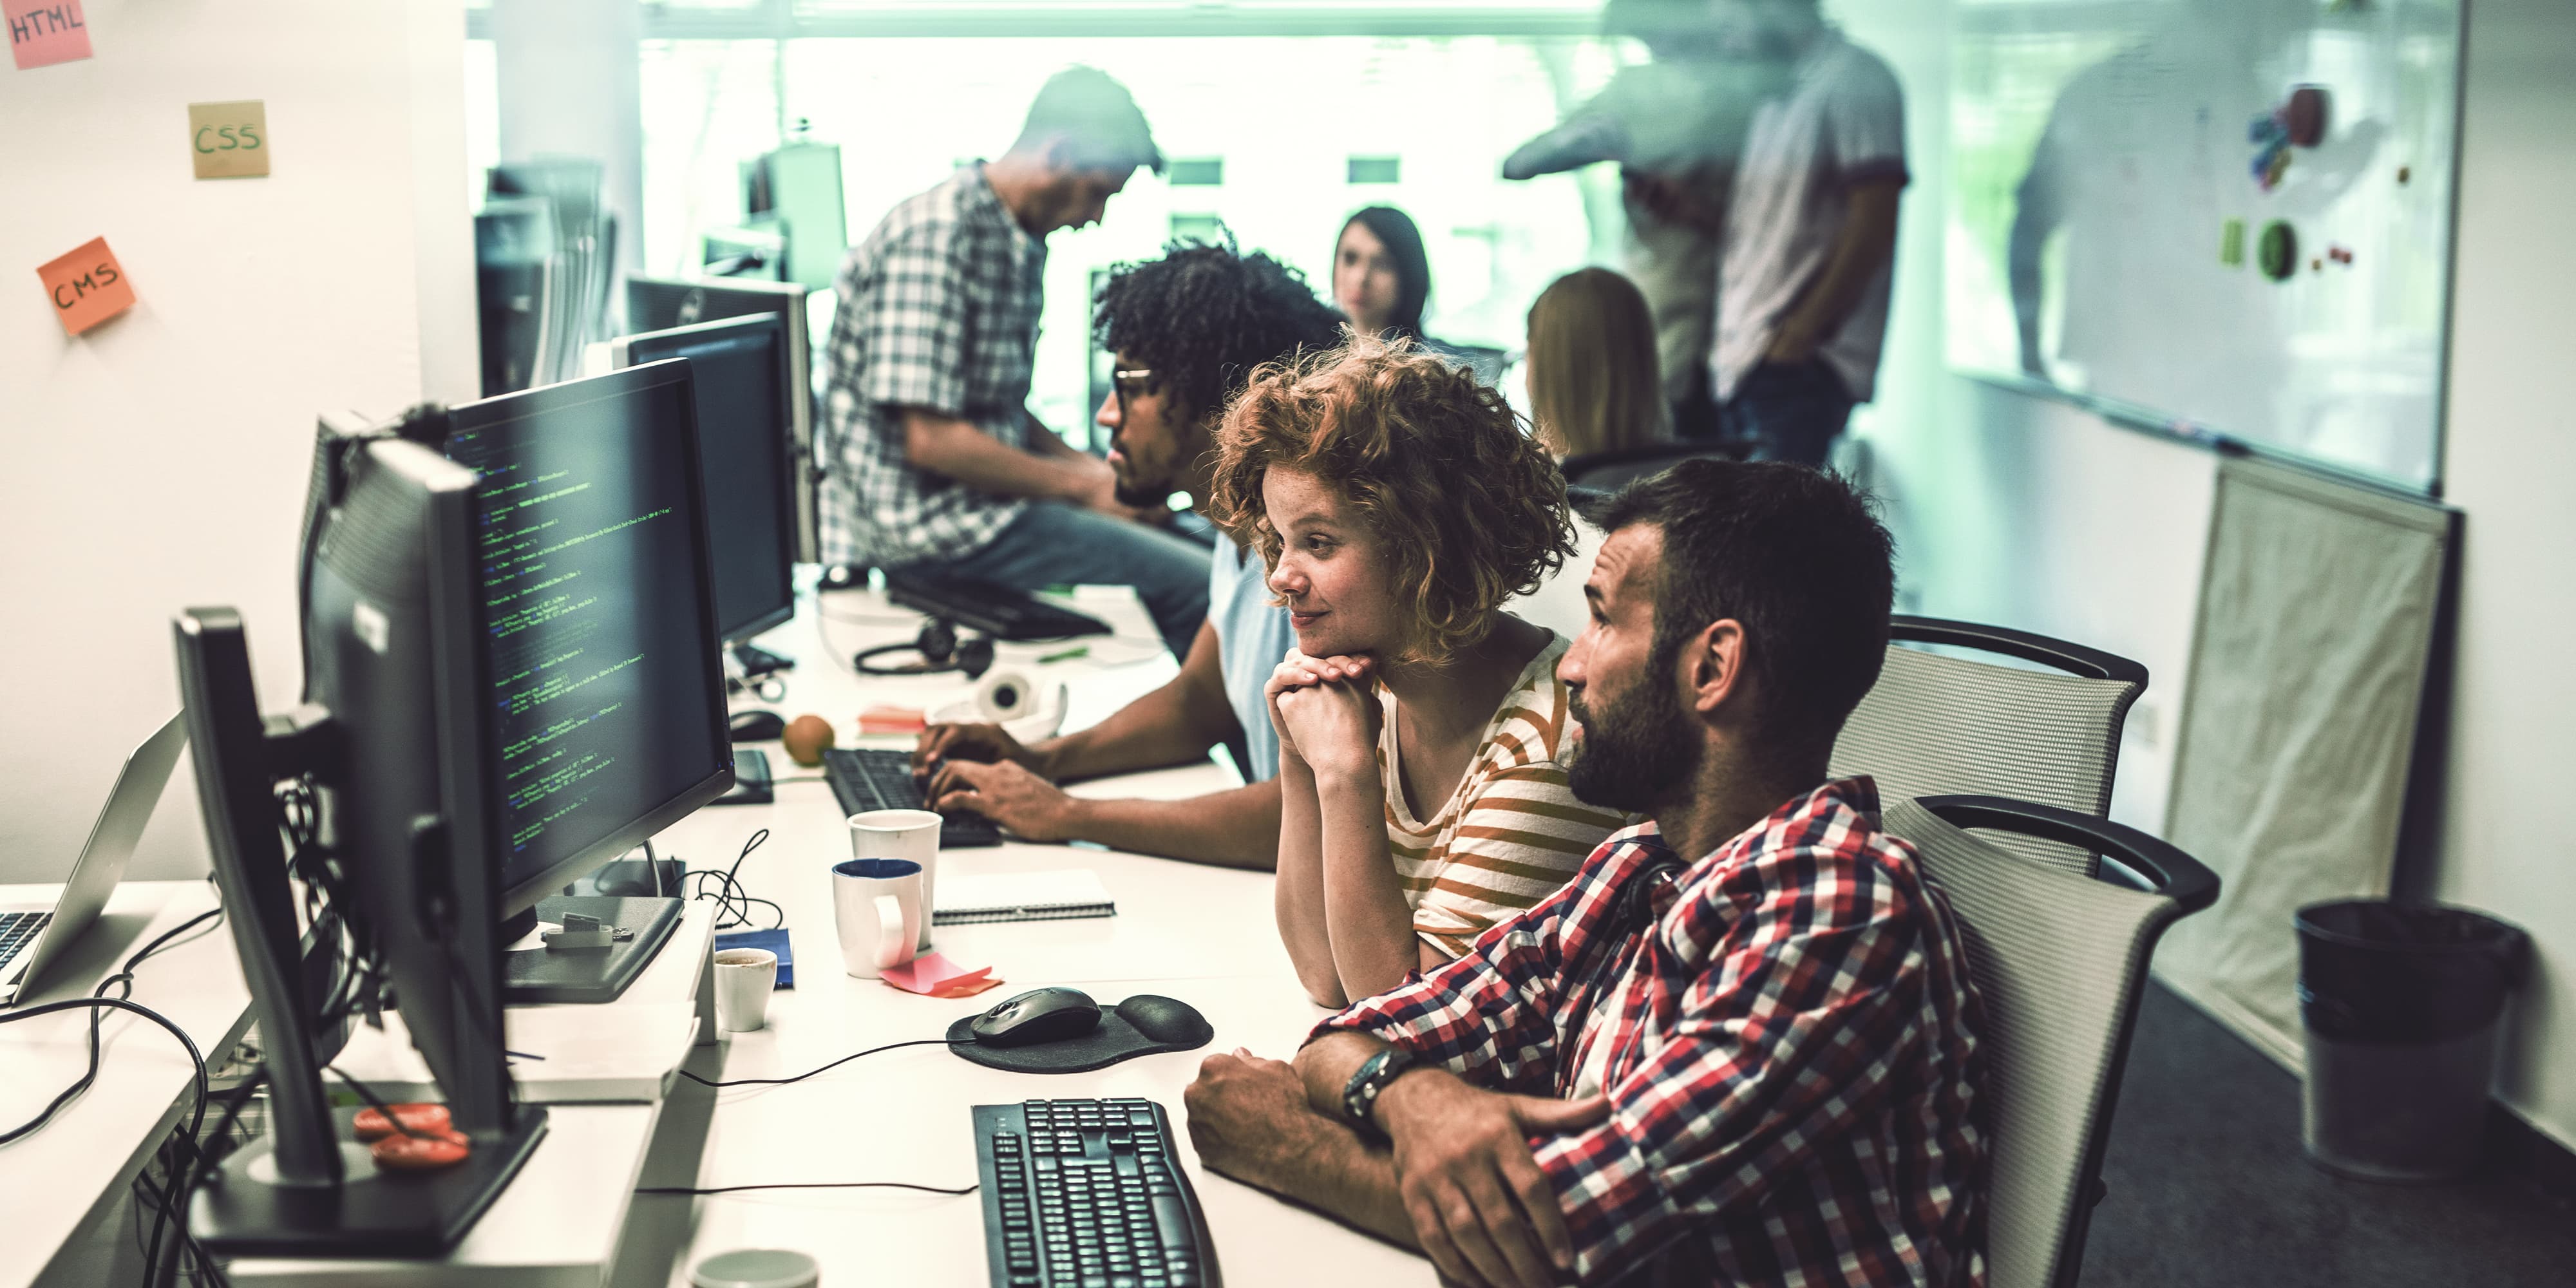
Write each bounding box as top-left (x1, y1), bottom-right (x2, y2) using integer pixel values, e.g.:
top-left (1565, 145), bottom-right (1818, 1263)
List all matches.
top-left (1331, 207), bottom-right (1435, 343)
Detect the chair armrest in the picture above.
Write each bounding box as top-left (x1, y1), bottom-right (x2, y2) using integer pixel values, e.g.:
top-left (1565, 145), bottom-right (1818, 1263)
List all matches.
top-left (1889, 616), bottom-right (2150, 687)
top-left (1915, 794), bottom-right (2221, 913)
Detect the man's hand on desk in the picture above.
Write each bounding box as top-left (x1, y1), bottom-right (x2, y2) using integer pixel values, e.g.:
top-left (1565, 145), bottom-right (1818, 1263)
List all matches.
top-left (922, 758), bottom-right (1081, 842)
top-left (1186, 1044), bottom-right (1591, 1288)
top-left (1374, 1068), bottom-right (1598, 1288)
top-left (913, 721), bottom-right (1056, 781)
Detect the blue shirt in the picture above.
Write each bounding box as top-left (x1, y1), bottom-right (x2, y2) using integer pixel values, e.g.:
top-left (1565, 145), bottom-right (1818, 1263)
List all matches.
top-left (1209, 539), bottom-right (1293, 783)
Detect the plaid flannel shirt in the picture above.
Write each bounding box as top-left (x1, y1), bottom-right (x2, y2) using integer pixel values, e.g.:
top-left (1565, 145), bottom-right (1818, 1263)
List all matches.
top-left (819, 163), bottom-right (1046, 567)
top-left (1312, 779), bottom-right (1987, 1287)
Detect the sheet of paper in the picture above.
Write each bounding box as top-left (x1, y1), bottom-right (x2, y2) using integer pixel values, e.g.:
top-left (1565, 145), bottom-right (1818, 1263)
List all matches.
top-left (879, 951), bottom-right (992, 996)
top-left (188, 100), bottom-right (270, 179)
top-left (37, 236), bottom-right (133, 336)
top-left (6, 0), bottom-right (91, 70)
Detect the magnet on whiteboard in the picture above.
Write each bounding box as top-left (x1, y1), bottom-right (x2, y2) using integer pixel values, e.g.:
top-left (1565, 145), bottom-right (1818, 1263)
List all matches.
top-left (2285, 85), bottom-right (2330, 147)
top-left (2257, 221), bottom-right (2298, 282)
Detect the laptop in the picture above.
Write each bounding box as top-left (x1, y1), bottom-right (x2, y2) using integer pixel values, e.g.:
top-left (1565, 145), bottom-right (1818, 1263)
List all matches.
top-left (0, 713), bottom-right (188, 1007)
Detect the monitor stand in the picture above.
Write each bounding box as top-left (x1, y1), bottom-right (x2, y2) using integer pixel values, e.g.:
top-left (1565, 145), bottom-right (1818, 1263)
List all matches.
top-left (730, 640), bottom-right (794, 676)
top-left (192, 1106), bottom-right (548, 1258)
top-left (501, 896), bottom-right (683, 1004)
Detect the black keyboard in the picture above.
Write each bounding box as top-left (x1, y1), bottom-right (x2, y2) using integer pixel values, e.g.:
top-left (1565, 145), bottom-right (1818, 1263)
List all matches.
top-left (974, 1097), bottom-right (1219, 1288)
top-left (820, 747), bottom-right (1001, 848)
top-left (883, 570), bottom-right (1113, 643)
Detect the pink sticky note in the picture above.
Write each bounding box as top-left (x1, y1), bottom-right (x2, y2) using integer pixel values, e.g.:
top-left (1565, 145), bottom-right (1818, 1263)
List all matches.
top-left (879, 952), bottom-right (992, 996)
top-left (6, 1), bottom-right (93, 70)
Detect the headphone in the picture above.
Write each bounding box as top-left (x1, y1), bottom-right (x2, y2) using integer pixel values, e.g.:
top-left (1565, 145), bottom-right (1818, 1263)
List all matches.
top-left (853, 617), bottom-right (995, 679)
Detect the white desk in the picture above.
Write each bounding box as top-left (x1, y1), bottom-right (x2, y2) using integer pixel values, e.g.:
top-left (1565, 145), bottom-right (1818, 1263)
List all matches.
top-left (0, 878), bottom-right (251, 1288)
top-left (629, 582), bottom-right (1435, 1288)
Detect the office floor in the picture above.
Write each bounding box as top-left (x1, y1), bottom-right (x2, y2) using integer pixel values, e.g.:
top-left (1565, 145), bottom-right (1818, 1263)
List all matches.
top-left (2081, 983), bottom-right (2576, 1287)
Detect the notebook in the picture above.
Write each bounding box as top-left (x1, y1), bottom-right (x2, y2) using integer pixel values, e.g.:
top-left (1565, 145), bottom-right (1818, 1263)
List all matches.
top-left (934, 869), bottom-right (1116, 926)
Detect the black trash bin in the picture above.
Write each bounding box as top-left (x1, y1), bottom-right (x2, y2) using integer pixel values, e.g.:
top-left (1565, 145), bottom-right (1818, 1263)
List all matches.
top-left (2295, 900), bottom-right (2530, 1183)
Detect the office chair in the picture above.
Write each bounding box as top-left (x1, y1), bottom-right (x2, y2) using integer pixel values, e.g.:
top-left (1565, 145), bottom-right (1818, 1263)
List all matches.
top-left (1832, 618), bottom-right (2148, 875)
top-left (1559, 440), bottom-right (1747, 491)
top-left (1882, 795), bottom-right (2221, 1288)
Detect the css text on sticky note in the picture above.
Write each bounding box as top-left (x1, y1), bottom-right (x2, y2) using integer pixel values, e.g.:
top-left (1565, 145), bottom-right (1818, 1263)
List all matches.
top-left (6, 0), bottom-right (91, 70)
top-left (37, 237), bottom-right (134, 337)
top-left (189, 102), bottom-right (270, 179)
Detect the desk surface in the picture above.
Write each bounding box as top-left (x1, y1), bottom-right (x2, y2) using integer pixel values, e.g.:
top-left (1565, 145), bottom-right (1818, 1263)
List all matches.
top-left (638, 580), bottom-right (1435, 1287)
top-left (0, 878), bottom-right (250, 1288)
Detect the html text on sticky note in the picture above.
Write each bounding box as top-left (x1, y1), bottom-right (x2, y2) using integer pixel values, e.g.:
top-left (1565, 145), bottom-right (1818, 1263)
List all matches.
top-left (6, 0), bottom-right (91, 70)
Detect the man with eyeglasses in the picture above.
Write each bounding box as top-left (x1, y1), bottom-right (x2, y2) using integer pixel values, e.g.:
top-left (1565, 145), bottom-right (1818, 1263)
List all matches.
top-left (820, 66), bottom-right (1209, 659)
top-left (911, 240), bottom-right (1345, 868)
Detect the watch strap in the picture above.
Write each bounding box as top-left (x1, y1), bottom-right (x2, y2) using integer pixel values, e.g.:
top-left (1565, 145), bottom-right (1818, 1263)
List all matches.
top-left (1341, 1045), bottom-right (1420, 1138)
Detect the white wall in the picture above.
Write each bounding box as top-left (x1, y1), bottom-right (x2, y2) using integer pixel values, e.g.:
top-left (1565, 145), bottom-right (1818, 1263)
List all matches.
top-left (2424, 0), bottom-right (2576, 1151)
top-left (0, 0), bottom-right (472, 884)
top-left (1837, 0), bottom-right (2576, 1150)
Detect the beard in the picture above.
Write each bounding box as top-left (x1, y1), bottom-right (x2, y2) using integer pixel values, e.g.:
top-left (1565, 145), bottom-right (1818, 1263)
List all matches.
top-left (1564, 665), bottom-right (1701, 815)
top-left (1112, 475), bottom-right (1170, 509)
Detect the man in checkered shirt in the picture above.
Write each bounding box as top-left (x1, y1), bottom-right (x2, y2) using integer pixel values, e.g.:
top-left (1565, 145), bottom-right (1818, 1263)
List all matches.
top-left (820, 66), bottom-right (1211, 658)
top-left (1184, 460), bottom-right (1988, 1287)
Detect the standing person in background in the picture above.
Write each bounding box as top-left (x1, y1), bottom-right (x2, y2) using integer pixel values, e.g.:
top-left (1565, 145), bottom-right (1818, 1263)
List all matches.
top-left (1504, 0), bottom-right (1786, 441)
top-left (819, 66), bottom-right (1211, 660)
top-left (1705, 0), bottom-right (1908, 468)
top-left (1523, 267), bottom-right (1669, 460)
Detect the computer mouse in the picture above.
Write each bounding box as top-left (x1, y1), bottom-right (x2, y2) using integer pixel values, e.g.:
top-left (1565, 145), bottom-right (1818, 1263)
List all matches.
top-left (1115, 995), bottom-right (1213, 1048)
top-left (819, 563), bottom-right (866, 591)
top-left (728, 709), bottom-right (788, 743)
top-left (971, 987), bottom-right (1103, 1048)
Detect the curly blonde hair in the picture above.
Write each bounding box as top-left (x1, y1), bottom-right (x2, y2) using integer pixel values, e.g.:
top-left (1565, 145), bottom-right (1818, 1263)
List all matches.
top-left (1208, 336), bottom-right (1575, 663)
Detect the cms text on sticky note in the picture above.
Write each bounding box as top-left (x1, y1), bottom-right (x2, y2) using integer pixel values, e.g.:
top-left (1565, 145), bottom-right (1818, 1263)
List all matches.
top-left (6, 0), bottom-right (91, 70)
top-left (37, 237), bottom-right (135, 336)
top-left (189, 102), bottom-right (270, 179)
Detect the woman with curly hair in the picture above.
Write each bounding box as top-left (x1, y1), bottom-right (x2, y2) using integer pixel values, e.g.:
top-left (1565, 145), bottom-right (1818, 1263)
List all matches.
top-left (1209, 337), bottom-right (1631, 1008)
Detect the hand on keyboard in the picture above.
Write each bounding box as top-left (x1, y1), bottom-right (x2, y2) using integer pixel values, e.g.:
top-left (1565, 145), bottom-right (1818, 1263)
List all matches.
top-left (913, 721), bottom-right (1052, 782)
top-left (921, 759), bottom-right (1079, 844)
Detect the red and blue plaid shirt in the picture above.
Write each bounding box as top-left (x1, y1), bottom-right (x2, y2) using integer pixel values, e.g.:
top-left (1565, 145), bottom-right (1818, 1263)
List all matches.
top-left (1312, 778), bottom-right (1987, 1287)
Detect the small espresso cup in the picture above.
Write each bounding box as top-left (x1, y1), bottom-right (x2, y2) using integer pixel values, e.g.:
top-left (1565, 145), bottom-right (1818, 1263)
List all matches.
top-left (831, 857), bottom-right (922, 979)
top-left (849, 808), bottom-right (942, 951)
top-left (711, 947), bottom-right (777, 1033)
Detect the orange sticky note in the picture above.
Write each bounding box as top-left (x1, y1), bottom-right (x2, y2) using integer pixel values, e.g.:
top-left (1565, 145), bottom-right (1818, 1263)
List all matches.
top-left (6, 0), bottom-right (92, 70)
top-left (37, 237), bottom-right (135, 336)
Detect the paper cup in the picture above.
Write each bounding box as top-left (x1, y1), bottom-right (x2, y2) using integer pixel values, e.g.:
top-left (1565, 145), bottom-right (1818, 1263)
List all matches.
top-left (849, 808), bottom-right (942, 951)
top-left (712, 948), bottom-right (777, 1033)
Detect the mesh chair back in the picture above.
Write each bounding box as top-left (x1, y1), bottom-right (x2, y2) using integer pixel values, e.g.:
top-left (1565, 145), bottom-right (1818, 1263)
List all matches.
top-left (1832, 622), bottom-right (2144, 875)
top-left (1884, 798), bottom-right (2190, 1288)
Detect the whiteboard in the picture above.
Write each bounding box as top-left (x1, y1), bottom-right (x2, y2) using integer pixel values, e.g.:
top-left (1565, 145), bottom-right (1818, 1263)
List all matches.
top-left (1944, 0), bottom-right (2463, 492)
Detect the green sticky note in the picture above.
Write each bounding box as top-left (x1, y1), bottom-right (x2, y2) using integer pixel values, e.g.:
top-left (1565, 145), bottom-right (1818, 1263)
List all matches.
top-left (2219, 218), bottom-right (2246, 267)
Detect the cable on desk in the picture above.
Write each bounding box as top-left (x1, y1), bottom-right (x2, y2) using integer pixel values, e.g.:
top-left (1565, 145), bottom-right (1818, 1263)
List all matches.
top-left (638, 1179), bottom-right (978, 1197)
top-left (687, 828), bottom-right (786, 931)
top-left (677, 1037), bottom-right (978, 1088)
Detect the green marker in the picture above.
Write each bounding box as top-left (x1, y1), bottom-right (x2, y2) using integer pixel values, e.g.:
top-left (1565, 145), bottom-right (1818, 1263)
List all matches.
top-left (2219, 218), bottom-right (2246, 267)
top-left (1038, 645), bottom-right (1090, 664)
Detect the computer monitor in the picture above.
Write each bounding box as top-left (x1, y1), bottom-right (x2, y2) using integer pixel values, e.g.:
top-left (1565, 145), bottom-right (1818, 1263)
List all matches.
top-left (745, 140), bottom-right (848, 291)
top-left (605, 315), bottom-right (799, 663)
top-left (179, 431), bottom-right (544, 1256)
top-left (442, 361), bottom-right (735, 918)
top-left (625, 274), bottom-right (819, 563)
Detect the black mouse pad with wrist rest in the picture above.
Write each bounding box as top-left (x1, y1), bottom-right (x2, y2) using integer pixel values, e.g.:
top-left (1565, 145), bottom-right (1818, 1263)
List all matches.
top-left (946, 995), bottom-right (1215, 1074)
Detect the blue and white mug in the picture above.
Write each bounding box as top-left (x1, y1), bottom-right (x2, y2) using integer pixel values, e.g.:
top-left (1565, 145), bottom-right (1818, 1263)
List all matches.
top-left (831, 857), bottom-right (922, 979)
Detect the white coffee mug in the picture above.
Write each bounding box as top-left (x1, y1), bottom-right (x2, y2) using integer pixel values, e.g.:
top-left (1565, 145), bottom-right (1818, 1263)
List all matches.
top-left (711, 947), bottom-right (777, 1033)
top-left (831, 857), bottom-right (922, 979)
top-left (849, 808), bottom-right (942, 951)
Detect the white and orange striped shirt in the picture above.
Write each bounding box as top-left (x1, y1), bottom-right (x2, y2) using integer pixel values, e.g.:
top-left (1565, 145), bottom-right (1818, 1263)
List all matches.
top-left (1373, 634), bottom-right (1631, 959)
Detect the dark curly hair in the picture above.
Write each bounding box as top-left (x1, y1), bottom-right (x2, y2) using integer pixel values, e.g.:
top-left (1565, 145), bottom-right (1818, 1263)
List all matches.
top-left (1092, 239), bottom-right (1347, 425)
top-left (1208, 336), bottom-right (1575, 663)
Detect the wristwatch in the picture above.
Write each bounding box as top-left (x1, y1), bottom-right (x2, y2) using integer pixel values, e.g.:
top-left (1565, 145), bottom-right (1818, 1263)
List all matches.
top-left (1341, 1045), bottom-right (1422, 1139)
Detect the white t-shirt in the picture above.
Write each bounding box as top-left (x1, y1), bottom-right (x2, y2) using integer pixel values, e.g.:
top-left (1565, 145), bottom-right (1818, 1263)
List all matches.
top-left (1710, 29), bottom-right (1909, 404)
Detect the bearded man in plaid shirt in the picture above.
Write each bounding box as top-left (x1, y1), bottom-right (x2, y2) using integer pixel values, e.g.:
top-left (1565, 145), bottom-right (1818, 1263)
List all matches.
top-left (1184, 459), bottom-right (1988, 1287)
top-left (820, 66), bottom-right (1213, 659)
